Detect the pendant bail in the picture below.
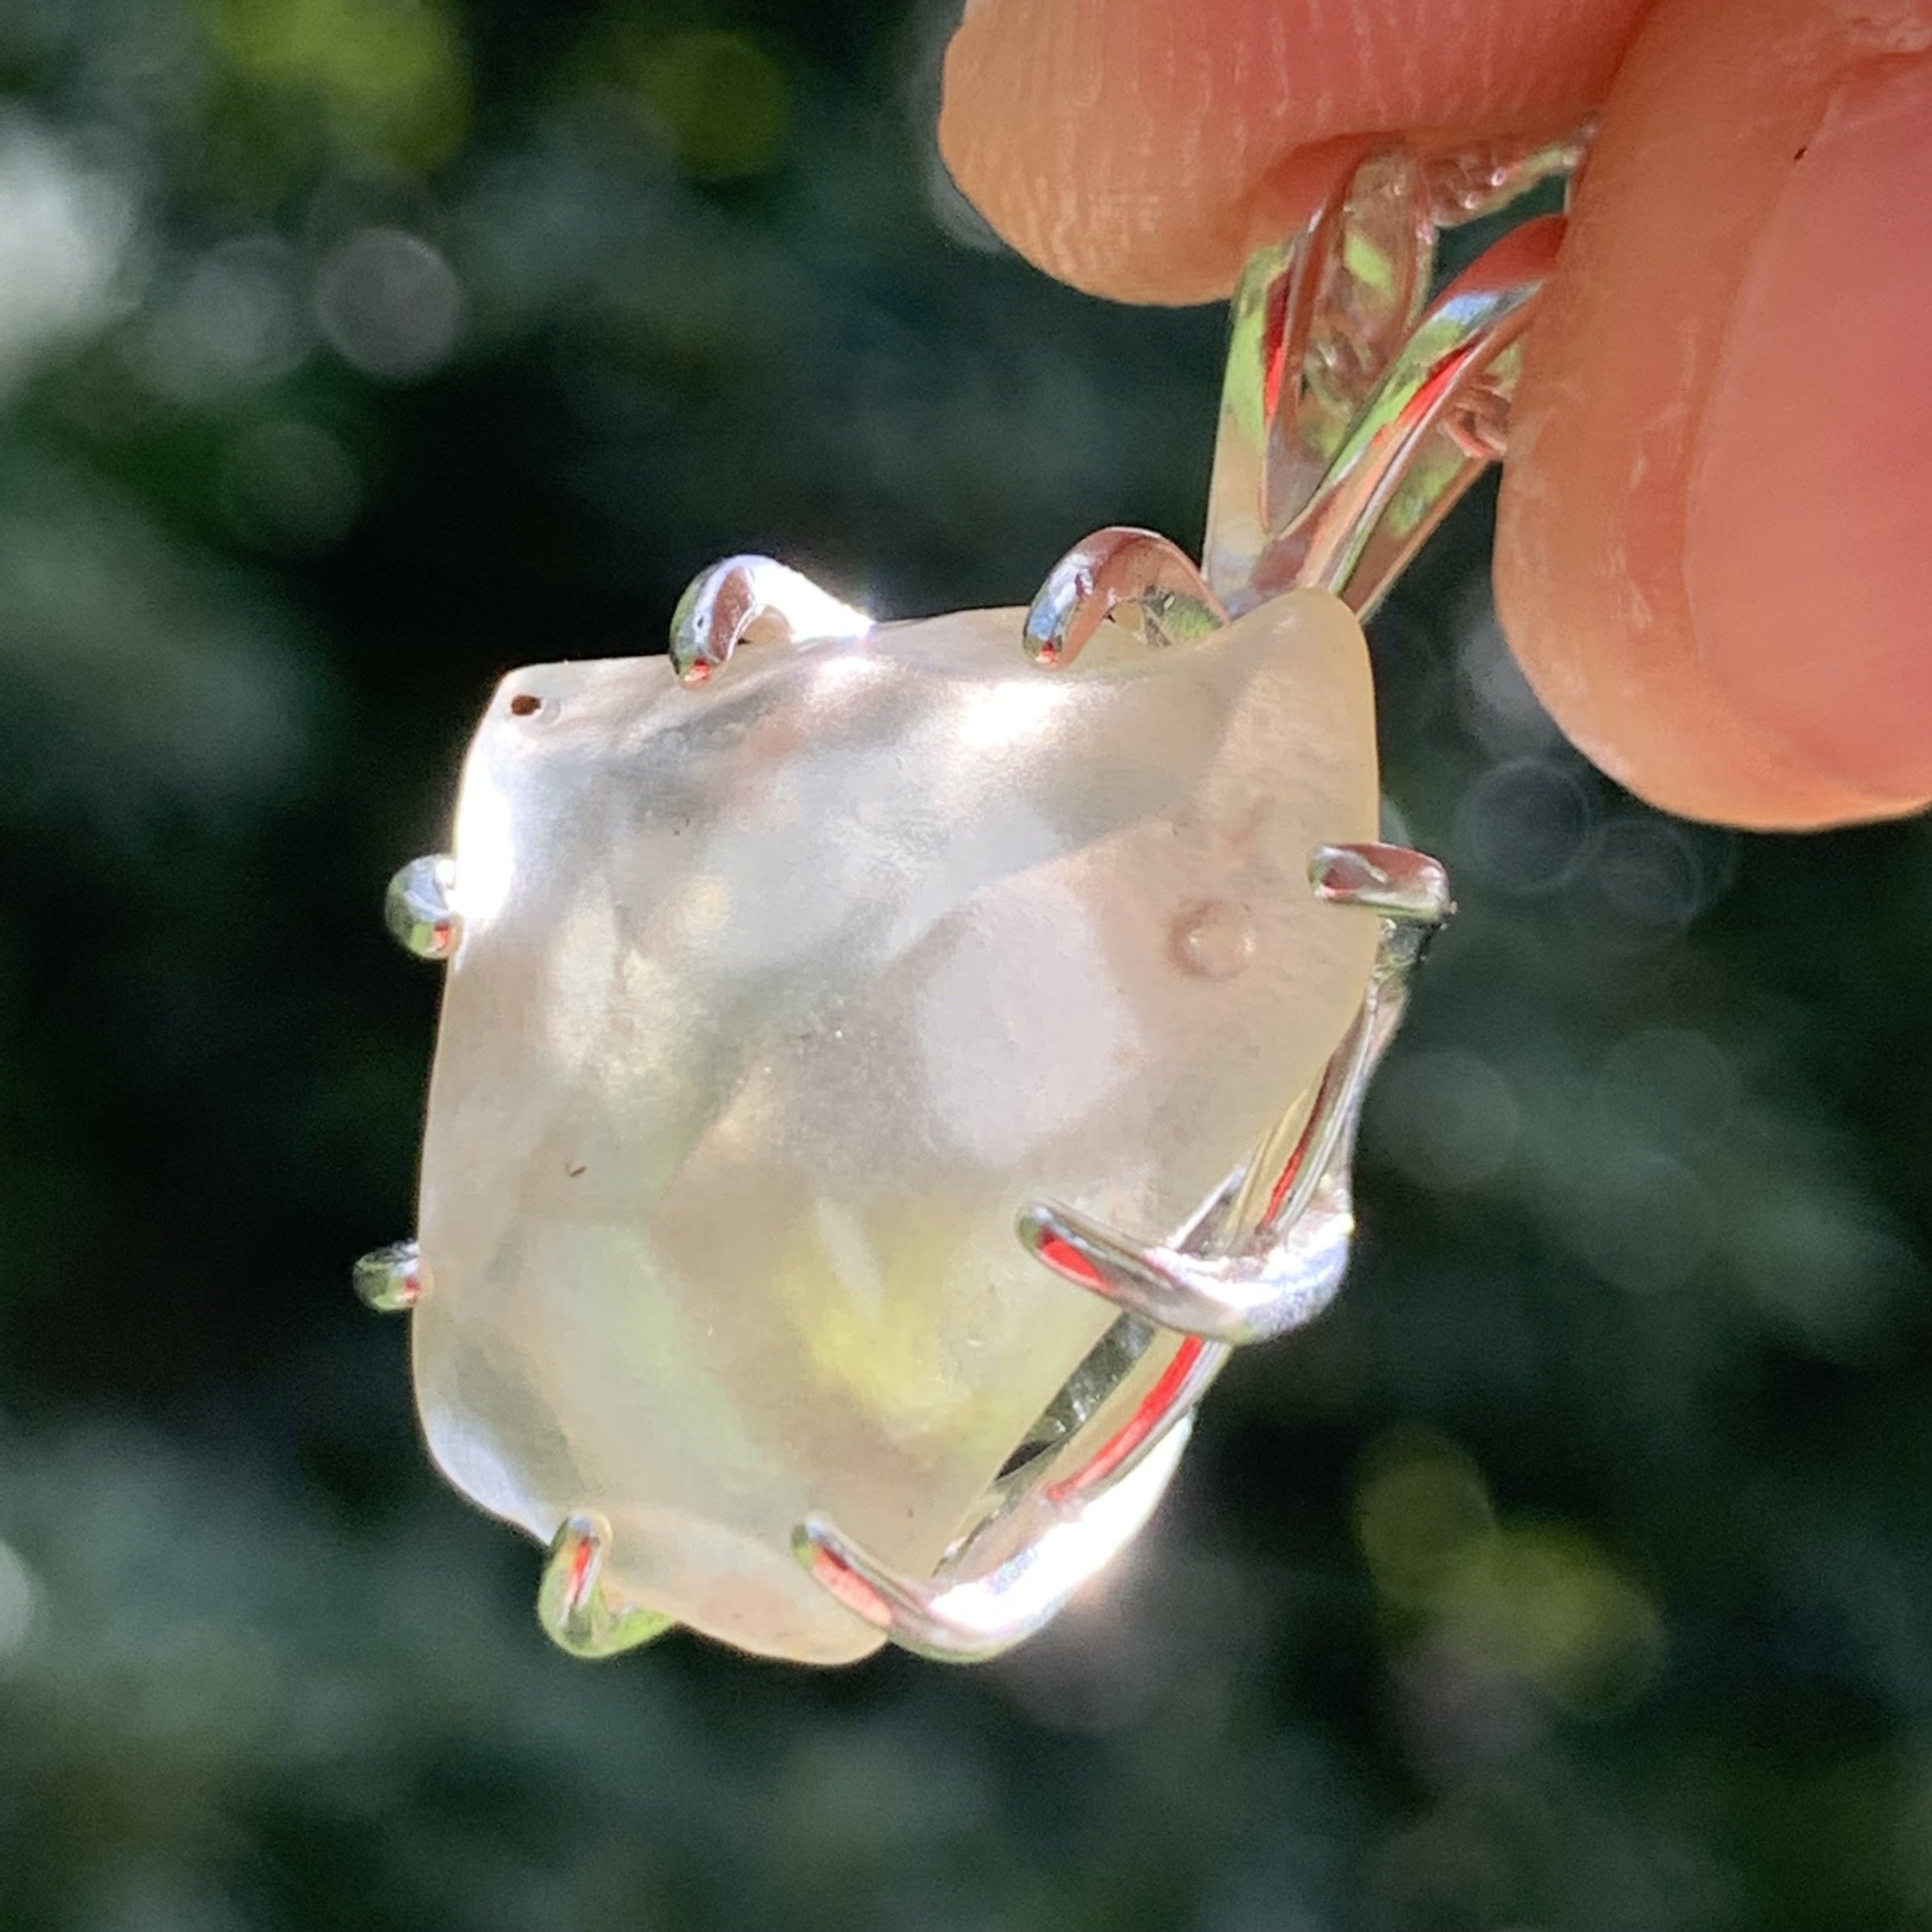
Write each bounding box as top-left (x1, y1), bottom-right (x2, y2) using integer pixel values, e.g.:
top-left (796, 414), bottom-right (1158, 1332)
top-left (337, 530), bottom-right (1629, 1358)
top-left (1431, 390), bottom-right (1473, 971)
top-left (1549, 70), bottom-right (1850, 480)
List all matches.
top-left (1203, 130), bottom-right (1590, 620)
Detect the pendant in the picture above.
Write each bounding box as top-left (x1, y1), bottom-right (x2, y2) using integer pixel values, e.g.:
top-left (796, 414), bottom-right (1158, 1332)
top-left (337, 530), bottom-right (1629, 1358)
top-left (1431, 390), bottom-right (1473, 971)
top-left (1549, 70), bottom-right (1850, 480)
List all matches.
top-left (358, 136), bottom-right (1581, 1666)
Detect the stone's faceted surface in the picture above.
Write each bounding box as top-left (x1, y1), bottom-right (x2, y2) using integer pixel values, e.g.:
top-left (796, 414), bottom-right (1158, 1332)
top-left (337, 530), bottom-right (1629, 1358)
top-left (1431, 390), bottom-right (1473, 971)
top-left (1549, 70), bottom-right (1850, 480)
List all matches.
top-left (412, 591), bottom-right (1381, 1663)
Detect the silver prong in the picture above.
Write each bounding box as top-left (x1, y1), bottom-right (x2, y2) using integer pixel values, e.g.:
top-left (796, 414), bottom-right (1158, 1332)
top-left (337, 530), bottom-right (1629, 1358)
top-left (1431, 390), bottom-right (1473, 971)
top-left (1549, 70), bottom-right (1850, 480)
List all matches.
top-left (1018, 968), bottom-right (1403, 1346)
top-left (1310, 842), bottom-right (1453, 925)
top-left (353, 1239), bottom-right (424, 1313)
top-left (1017, 1198), bottom-right (1348, 1347)
top-left (792, 1417), bottom-right (1191, 1663)
top-left (1023, 527), bottom-right (1228, 667)
top-left (668, 554), bottom-right (870, 686)
top-left (1018, 1201), bottom-right (1224, 1333)
top-left (385, 854), bottom-right (460, 960)
top-left (537, 1511), bottom-right (677, 1660)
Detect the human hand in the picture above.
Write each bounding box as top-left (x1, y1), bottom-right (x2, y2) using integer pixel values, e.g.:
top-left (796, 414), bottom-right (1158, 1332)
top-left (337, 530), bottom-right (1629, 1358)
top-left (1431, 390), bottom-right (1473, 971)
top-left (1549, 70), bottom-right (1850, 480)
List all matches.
top-left (939, 0), bottom-right (1932, 829)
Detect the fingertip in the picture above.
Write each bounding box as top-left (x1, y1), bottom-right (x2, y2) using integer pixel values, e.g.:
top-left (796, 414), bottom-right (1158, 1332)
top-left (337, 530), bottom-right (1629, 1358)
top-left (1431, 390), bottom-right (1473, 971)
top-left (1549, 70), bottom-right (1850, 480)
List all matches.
top-left (936, 0), bottom-right (1266, 302)
top-left (939, 0), bottom-right (1646, 303)
top-left (1683, 58), bottom-right (1932, 805)
top-left (1494, 0), bottom-right (1932, 828)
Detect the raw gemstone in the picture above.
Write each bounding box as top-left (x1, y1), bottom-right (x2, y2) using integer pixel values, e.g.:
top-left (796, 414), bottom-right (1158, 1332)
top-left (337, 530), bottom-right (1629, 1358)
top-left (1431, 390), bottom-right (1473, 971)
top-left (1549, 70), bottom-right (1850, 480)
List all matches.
top-left (412, 591), bottom-right (1381, 1662)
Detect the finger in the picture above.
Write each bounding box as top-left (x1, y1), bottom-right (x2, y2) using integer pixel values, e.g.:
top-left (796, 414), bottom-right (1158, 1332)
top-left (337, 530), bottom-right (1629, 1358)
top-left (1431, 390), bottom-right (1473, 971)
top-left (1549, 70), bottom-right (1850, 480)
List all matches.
top-left (1495, 0), bottom-right (1932, 826)
top-left (939, 0), bottom-right (1653, 303)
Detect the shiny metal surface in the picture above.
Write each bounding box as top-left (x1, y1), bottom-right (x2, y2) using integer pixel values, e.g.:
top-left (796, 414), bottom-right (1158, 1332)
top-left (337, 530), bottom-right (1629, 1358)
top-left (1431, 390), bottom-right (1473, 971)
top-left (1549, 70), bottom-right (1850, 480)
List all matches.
top-left (1310, 840), bottom-right (1455, 923)
top-left (536, 1512), bottom-right (678, 1659)
top-left (668, 554), bottom-right (870, 685)
top-left (1202, 138), bottom-right (1582, 618)
top-left (1013, 846), bottom-right (1450, 1346)
top-left (1022, 527), bottom-right (1228, 666)
top-left (791, 1418), bottom-right (1191, 1663)
top-left (1202, 147), bottom-right (1435, 606)
top-left (352, 1240), bottom-right (424, 1314)
top-left (384, 854), bottom-right (460, 961)
top-left (1423, 126), bottom-right (1593, 225)
top-left (1263, 217), bottom-right (1563, 615)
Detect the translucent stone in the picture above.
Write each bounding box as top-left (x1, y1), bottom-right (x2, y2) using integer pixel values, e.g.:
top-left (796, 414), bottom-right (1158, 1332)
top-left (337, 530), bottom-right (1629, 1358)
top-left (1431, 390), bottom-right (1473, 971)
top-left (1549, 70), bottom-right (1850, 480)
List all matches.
top-left (412, 591), bottom-right (1380, 1663)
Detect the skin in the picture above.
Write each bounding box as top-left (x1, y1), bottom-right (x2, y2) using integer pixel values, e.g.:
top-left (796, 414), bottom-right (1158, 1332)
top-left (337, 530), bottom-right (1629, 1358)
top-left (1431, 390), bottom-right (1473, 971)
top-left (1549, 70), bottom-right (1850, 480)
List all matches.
top-left (940, 0), bottom-right (1932, 829)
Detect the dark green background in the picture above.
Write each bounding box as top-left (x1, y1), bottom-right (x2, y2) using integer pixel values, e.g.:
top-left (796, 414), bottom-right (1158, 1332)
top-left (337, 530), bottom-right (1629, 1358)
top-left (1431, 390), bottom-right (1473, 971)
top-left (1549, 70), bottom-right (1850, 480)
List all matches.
top-left (0, 1), bottom-right (1926, 1926)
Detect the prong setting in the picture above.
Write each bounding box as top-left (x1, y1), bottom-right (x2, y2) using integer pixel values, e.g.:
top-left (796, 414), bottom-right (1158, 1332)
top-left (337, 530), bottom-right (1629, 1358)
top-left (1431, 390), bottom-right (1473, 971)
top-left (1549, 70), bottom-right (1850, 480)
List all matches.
top-left (1311, 841), bottom-right (1454, 924)
top-left (537, 1512), bottom-right (677, 1660)
top-left (668, 554), bottom-right (870, 685)
top-left (792, 1416), bottom-right (1193, 1663)
top-left (353, 1239), bottom-right (425, 1313)
top-left (1014, 844), bottom-right (1451, 1346)
top-left (790, 828), bottom-right (1452, 1647)
top-left (791, 1303), bottom-right (1225, 1659)
top-left (1017, 1197), bottom-right (1355, 1348)
top-left (1022, 527), bottom-right (1228, 667)
top-left (385, 855), bottom-right (460, 961)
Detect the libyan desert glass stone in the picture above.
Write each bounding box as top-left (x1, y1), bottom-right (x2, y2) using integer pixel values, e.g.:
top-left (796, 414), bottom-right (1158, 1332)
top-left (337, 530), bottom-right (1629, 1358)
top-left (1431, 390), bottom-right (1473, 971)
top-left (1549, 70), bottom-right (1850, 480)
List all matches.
top-left (412, 590), bottom-right (1380, 1662)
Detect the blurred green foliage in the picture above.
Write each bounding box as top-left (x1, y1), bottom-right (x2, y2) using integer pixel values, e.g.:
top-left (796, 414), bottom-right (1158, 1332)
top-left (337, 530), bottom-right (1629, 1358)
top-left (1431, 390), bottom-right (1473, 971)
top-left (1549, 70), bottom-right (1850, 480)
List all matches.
top-left (0, 2), bottom-right (1926, 1928)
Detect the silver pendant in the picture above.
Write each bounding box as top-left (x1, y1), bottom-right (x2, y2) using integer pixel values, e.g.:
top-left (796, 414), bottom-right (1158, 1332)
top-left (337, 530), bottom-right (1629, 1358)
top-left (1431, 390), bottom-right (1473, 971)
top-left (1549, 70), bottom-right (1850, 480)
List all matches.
top-left (357, 135), bottom-right (1580, 1666)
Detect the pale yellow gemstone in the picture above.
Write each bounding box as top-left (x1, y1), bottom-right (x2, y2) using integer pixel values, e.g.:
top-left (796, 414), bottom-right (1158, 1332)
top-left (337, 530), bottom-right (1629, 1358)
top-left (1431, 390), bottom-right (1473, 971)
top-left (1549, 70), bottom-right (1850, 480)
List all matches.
top-left (412, 591), bottom-right (1380, 1663)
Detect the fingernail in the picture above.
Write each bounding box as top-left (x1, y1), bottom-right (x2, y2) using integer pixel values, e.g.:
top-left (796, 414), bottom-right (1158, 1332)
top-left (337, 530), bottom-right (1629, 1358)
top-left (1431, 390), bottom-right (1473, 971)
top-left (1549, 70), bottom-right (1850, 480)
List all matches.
top-left (1685, 59), bottom-right (1932, 801)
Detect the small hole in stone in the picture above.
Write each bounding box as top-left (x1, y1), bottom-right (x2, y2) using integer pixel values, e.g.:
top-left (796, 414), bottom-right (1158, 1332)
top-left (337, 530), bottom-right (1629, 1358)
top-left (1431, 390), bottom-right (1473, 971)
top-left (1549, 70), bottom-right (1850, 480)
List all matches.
top-left (509, 692), bottom-right (543, 717)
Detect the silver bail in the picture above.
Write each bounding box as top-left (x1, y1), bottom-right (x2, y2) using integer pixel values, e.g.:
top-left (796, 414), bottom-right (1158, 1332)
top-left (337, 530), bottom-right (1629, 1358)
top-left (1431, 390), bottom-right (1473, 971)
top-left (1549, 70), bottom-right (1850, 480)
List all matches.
top-left (1202, 130), bottom-right (1589, 620)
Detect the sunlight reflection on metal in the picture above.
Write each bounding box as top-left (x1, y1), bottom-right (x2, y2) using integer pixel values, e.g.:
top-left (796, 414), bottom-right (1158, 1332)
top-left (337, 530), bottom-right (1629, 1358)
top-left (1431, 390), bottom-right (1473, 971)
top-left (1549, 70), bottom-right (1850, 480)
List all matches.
top-left (669, 554), bottom-right (870, 684)
top-left (1423, 126), bottom-right (1594, 225)
top-left (1264, 217), bottom-right (1562, 616)
top-left (383, 854), bottom-right (459, 960)
top-left (1018, 1041), bottom-right (1360, 1347)
top-left (536, 1512), bottom-right (678, 1660)
top-left (1041, 1336), bottom-right (1220, 1506)
top-left (1017, 844), bottom-right (1452, 1344)
top-left (1202, 145), bottom-right (1435, 604)
top-left (793, 1419), bottom-right (1190, 1663)
top-left (996, 142), bottom-right (1571, 1356)
top-left (1310, 841), bottom-right (1454, 924)
top-left (352, 1239), bottom-right (423, 1313)
top-left (1022, 526), bottom-right (1228, 667)
top-left (1201, 136), bottom-right (1583, 618)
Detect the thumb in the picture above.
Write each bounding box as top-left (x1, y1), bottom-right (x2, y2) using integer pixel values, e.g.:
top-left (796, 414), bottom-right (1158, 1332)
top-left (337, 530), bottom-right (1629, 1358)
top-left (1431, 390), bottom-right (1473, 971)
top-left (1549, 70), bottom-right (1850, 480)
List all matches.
top-left (1496, 0), bottom-right (1932, 824)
